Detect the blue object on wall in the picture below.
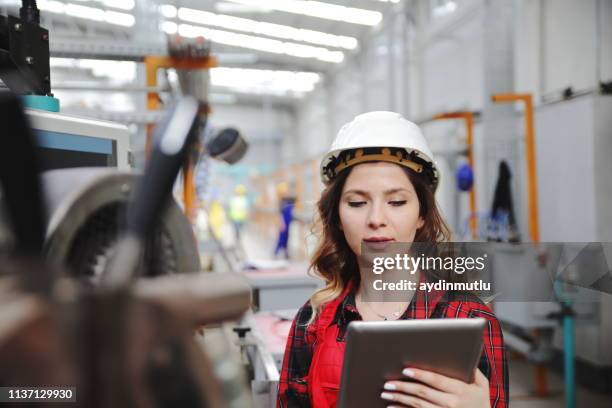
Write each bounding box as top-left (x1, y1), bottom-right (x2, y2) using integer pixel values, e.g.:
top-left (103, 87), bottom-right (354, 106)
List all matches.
top-left (456, 163), bottom-right (473, 191)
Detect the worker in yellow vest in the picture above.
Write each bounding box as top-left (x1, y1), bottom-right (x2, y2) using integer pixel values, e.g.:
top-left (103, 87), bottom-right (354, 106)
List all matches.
top-left (229, 184), bottom-right (249, 243)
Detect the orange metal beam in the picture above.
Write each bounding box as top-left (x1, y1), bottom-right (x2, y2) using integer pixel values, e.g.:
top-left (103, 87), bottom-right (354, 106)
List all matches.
top-left (432, 111), bottom-right (477, 238)
top-left (491, 93), bottom-right (540, 243)
top-left (312, 159), bottom-right (321, 202)
top-left (294, 164), bottom-right (304, 210)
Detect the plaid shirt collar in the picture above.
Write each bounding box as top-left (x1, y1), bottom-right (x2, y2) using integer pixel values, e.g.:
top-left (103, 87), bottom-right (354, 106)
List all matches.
top-left (337, 275), bottom-right (447, 333)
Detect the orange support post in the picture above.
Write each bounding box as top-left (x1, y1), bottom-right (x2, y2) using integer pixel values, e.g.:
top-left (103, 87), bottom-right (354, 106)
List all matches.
top-left (294, 163), bottom-right (304, 211)
top-left (312, 159), bottom-right (321, 201)
top-left (432, 112), bottom-right (477, 238)
top-left (144, 55), bottom-right (218, 221)
top-left (492, 93), bottom-right (546, 397)
top-left (491, 93), bottom-right (540, 243)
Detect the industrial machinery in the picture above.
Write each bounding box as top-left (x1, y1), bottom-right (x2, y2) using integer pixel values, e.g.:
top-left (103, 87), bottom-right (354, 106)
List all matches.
top-left (0, 3), bottom-right (256, 405)
top-left (0, 93), bottom-right (253, 407)
top-left (28, 109), bottom-right (131, 171)
top-left (1, 1), bottom-right (131, 172)
top-left (42, 168), bottom-right (201, 283)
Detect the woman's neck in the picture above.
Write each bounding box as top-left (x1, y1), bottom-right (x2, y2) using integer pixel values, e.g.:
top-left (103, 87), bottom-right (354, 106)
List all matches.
top-left (357, 257), bottom-right (419, 303)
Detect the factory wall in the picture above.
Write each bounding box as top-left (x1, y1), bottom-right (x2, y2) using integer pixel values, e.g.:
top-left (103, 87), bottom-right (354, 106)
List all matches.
top-left (515, 0), bottom-right (612, 100)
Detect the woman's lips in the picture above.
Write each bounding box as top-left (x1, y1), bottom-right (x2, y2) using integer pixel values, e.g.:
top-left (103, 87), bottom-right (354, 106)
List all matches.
top-left (363, 237), bottom-right (394, 251)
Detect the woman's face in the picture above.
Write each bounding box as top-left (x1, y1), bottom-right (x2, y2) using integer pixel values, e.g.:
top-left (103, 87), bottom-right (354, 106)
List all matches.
top-left (339, 162), bottom-right (424, 258)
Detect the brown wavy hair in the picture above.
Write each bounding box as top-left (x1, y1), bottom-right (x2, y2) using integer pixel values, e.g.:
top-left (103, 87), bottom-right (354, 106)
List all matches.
top-left (308, 164), bottom-right (451, 321)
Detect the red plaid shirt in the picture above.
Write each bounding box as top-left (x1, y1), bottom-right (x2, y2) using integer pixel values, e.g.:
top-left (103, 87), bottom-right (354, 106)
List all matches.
top-left (277, 284), bottom-right (508, 407)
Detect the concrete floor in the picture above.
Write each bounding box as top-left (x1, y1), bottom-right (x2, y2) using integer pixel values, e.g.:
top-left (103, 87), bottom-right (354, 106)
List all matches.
top-left (508, 357), bottom-right (611, 407)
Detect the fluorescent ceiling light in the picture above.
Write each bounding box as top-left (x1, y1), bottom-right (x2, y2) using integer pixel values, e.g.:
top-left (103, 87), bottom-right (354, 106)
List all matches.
top-left (173, 23), bottom-right (344, 63)
top-left (210, 67), bottom-right (320, 97)
top-left (159, 4), bottom-right (177, 18)
top-left (215, 2), bottom-right (272, 14)
top-left (160, 21), bottom-right (178, 34)
top-left (177, 7), bottom-right (358, 50)
top-left (37, 0), bottom-right (65, 13)
top-left (224, 0), bottom-right (382, 26)
top-left (105, 10), bottom-right (134, 27)
top-left (50, 58), bottom-right (136, 82)
top-left (101, 0), bottom-right (135, 11)
top-left (433, 0), bottom-right (457, 17)
top-left (65, 4), bottom-right (105, 21)
top-left (38, 1), bottom-right (135, 27)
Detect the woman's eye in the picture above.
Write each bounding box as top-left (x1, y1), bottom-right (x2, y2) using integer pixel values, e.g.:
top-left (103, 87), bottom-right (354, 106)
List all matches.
top-left (389, 200), bottom-right (407, 206)
top-left (348, 201), bottom-right (367, 207)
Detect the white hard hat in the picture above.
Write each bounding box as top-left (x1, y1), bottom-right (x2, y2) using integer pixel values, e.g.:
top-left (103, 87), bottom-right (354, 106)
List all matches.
top-left (320, 111), bottom-right (439, 190)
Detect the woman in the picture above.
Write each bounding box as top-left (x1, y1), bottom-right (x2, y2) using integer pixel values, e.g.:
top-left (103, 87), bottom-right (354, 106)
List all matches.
top-left (277, 112), bottom-right (508, 408)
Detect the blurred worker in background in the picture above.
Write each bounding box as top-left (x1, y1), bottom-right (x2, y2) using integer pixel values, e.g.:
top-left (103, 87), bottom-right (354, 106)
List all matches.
top-left (274, 182), bottom-right (296, 259)
top-left (229, 184), bottom-right (249, 243)
top-left (207, 187), bottom-right (228, 242)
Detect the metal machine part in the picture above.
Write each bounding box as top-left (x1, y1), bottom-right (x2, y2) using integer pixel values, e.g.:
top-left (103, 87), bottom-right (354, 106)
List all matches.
top-left (0, 94), bottom-right (46, 259)
top-left (206, 127), bottom-right (248, 165)
top-left (102, 96), bottom-right (202, 288)
top-left (0, 277), bottom-right (234, 408)
top-left (168, 34), bottom-right (211, 105)
top-left (237, 311), bottom-right (281, 407)
top-left (134, 272), bottom-right (252, 328)
top-left (42, 167), bottom-right (201, 282)
top-left (26, 108), bottom-right (131, 170)
top-left (0, 1), bottom-right (51, 96)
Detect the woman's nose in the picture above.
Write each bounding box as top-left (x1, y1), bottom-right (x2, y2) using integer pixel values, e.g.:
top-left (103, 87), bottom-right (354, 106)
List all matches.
top-left (367, 202), bottom-right (387, 228)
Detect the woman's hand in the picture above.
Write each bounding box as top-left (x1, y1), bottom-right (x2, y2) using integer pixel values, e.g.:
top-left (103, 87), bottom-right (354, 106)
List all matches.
top-left (380, 367), bottom-right (490, 408)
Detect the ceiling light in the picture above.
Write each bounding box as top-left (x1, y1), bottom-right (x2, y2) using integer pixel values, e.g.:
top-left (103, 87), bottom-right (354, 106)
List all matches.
top-left (161, 21), bottom-right (178, 34)
top-left (159, 4), bottom-right (177, 18)
top-left (101, 0), bottom-right (134, 11)
top-left (105, 10), bottom-right (134, 27)
top-left (176, 23), bottom-right (344, 63)
top-left (224, 0), bottom-right (382, 26)
top-left (209, 67), bottom-right (320, 97)
top-left (37, 0), bottom-right (66, 13)
top-left (176, 7), bottom-right (357, 50)
top-left (38, 1), bottom-right (135, 27)
top-left (65, 4), bottom-right (105, 21)
top-left (433, 0), bottom-right (457, 17)
top-left (50, 58), bottom-right (136, 82)
top-left (214, 2), bottom-right (272, 14)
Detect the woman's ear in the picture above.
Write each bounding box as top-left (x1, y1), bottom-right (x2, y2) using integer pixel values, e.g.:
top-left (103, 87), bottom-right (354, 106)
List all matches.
top-left (417, 217), bottom-right (425, 230)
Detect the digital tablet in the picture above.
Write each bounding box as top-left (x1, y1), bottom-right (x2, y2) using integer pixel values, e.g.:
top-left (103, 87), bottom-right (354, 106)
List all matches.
top-left (338, 318), bottom-right (486, 408)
